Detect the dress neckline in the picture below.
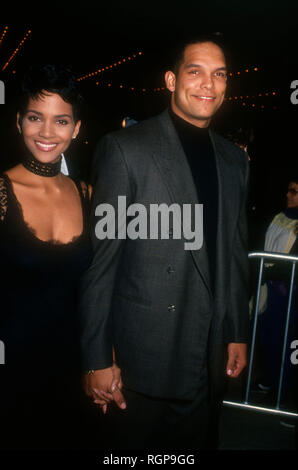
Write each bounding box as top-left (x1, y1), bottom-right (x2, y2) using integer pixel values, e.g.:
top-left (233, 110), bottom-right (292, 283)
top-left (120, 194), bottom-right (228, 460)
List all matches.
top-left (1, 172), bottom-right (87, 247)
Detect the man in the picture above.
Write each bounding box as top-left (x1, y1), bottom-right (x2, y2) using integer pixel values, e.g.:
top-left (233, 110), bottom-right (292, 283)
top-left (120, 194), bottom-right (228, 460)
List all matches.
top-left (80, 36), bottom-right (249, 450)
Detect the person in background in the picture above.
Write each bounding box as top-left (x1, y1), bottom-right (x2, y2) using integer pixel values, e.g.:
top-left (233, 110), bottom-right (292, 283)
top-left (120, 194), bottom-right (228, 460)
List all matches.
top-left (256, 177), bottom-right (298, 423)
top-left (225, 127), bottom-right (254, 161)
top-left (121, 116), bottom-right (138, 128)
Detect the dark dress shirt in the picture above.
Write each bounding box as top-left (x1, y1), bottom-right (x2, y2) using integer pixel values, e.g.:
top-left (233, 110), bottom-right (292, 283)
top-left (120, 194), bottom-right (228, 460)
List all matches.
top-left (170, 109), bottom-right (218, 290)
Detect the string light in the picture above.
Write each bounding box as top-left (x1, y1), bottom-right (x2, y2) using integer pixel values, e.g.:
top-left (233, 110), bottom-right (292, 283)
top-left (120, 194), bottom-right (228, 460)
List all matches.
top-left (77, 51), bottom-right (143, 81)
top-left (78, 59), bottom-right (259, 84)
top-left (223, 90), bottom-right (278, 110)
top-left (225, 91), bottom-right (277, 101)
top-left (2, 29), bottom-right (32, 71)
top-left (95, 81), bottom-right (166, 93)
top-left (0, 26), bottom-right (8, 47)
top-left (93, 81), bottom-right (277, 109)
top-left (228, 66), bottom-right (260, 77)
top-left (94, 80), bottom-right (276, 100)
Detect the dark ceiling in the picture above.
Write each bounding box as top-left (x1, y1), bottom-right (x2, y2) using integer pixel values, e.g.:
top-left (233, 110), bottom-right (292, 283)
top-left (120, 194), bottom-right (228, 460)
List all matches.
top-left (2, 0), bottom-right (297, 68)
top-left (1, 1), bottom-right (297, 187)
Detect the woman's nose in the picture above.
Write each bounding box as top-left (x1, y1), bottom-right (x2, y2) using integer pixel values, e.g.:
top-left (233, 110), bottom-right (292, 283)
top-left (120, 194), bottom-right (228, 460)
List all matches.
top-left (39, 120), bottom-right (55, 138)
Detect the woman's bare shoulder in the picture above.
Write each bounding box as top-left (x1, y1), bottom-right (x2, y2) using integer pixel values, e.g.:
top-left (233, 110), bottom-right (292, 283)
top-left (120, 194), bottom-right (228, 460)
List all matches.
top-left (4, 165), bottom-right (28, 184)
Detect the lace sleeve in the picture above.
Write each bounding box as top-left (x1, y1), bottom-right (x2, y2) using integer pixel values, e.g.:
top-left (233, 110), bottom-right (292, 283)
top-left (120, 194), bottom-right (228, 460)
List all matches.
top-left (0, 177), bottom-right (8, 222)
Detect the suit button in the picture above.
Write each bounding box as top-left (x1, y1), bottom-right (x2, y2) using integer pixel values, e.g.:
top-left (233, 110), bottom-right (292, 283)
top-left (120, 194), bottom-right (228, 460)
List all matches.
top-left (167, 266), bottom-right (175, 274)
top-left (168, 304), bottom-right (176, 312)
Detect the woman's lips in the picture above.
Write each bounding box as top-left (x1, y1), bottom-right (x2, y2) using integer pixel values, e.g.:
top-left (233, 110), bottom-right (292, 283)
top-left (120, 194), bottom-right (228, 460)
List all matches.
top-left (35, 141), bottom-right (58, 152)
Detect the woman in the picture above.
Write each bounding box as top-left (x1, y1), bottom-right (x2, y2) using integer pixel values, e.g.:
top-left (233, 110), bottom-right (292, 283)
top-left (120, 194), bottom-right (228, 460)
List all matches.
top-left (0, 65), bottom-right (94, 449)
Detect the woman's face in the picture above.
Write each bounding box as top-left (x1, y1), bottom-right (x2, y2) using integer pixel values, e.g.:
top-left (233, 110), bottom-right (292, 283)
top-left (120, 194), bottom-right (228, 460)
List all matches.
top-left (17, 91), bottom-right (81, 163)
top-left (286, 182), bottom-right (298, 209)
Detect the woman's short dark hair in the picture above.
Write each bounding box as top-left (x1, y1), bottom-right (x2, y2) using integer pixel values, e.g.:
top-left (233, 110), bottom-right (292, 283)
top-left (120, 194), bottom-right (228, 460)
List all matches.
top-left (18, 64), bottom-right (82, 122)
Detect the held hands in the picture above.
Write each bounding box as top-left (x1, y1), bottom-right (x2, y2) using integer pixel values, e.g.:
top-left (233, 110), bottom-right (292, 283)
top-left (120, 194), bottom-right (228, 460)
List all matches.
top-left (84, 343), bottom-right (247, 413)
top-left (84, 363), bottom-right (126, 414)
top-left (226, 342), bottom-right (247, 378)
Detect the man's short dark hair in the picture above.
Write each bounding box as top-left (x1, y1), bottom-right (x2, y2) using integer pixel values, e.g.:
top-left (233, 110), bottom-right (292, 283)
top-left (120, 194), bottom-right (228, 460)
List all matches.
top-left (18, 64), bottom-right (83, 122)
top-left (168, 33), bottom-right (229, 74)
top-left (289, 177), bottom-right (298, 184)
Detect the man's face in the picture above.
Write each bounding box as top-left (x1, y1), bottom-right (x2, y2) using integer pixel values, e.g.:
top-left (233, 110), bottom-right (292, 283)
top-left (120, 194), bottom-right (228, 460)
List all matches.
top-left (165, 42), bottom-right (227, 128)
top-left (286, 182), bottom-right (298, 209)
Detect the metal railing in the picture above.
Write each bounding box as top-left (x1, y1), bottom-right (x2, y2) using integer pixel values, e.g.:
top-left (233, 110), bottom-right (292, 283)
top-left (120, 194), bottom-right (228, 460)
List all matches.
top-left (223, 251), bottom-right (298, 417)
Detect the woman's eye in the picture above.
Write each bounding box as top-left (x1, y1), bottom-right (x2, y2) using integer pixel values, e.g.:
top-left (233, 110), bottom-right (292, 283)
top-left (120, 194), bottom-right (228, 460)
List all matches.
top-left (27, 115), bottom-right (39, 121)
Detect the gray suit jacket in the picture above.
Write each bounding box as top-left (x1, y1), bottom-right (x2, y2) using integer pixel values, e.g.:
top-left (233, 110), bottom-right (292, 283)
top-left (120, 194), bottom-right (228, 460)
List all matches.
top-left (79, 109), bottom-right (249, 401)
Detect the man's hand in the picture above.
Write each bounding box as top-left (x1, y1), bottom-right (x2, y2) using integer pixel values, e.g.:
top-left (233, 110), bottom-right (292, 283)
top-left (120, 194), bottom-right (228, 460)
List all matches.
top-left (83, 364), bottom-right (126, 414)
top-left (226, 342), bottom-right (247, 378)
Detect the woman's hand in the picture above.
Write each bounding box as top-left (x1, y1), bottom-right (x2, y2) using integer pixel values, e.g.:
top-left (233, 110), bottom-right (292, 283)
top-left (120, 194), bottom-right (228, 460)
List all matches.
top-left (83, 364), bottom-right (126, 414)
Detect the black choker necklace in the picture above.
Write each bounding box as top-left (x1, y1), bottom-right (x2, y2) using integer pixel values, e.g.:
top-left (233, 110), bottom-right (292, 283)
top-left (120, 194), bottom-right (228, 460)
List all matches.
top-left (22, 153), bottom-right (62, 177)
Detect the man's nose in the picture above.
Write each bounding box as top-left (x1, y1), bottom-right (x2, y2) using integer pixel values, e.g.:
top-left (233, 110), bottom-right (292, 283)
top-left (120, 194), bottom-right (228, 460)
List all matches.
top-left (201, 73), bottom-right (214, 89)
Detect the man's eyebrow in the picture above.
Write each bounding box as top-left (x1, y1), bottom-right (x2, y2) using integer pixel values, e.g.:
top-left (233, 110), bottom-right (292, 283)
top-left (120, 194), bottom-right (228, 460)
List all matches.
top-left (215, 66), bottom-right (228, 72)
top-left (184, 64), bottom-right (227, 71)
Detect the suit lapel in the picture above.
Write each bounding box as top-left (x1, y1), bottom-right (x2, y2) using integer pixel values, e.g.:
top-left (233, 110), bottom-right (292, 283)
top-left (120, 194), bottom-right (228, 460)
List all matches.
top-left (148, 111), bottom-right (243, 309)
top-left (209, 131), bottom-right (225, 304)
top-left (210, 131), bottom-right (242, 308)
top-left (151, 110), bottom-right (212, 295)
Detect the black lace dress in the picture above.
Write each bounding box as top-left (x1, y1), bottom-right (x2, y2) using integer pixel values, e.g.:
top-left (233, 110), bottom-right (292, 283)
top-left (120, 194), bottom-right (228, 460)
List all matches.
top-left (0, 173), bottom-right (94, 449)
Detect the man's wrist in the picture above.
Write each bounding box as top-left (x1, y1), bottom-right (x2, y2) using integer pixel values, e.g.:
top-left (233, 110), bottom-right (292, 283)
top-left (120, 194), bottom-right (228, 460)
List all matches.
top-left (85, 362), bottom-right (116, 375)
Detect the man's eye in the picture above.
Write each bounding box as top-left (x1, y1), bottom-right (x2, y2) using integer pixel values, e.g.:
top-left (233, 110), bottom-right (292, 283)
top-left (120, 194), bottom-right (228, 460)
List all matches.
top-left (215, 72), bottom-right (227, 78)
top-left (57, 119), bottom-right (68, 125)
top-left (189, 70), bottom-right (199, 75)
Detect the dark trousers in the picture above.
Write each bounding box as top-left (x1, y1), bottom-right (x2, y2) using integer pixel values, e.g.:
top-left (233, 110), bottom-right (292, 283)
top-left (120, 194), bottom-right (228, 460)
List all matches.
top-left (101, 370), bottom-right (219, 451)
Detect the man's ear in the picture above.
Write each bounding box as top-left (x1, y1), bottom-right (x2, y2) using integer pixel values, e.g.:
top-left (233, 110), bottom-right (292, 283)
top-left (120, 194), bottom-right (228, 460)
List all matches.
top-left (165, 70), bottom-right (176, 92)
